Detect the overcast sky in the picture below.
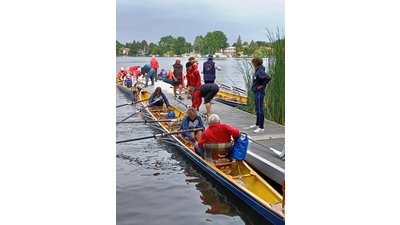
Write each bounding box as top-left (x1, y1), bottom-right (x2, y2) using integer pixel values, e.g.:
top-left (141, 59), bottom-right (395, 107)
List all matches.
top-left (116, 0), bottom-right (284, 46)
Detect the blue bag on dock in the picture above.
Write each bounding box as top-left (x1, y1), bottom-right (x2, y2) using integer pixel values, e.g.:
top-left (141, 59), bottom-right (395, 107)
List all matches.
top-left (231, 132), bottom-right (249, 160)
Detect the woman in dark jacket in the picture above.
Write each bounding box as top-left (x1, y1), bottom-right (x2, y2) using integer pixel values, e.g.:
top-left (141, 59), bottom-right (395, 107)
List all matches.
top-left (249, 57), bottom-right (271, 133)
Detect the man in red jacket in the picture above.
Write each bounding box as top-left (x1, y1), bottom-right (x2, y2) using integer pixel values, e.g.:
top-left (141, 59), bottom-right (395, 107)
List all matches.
top-left (194, 114), bottom-right (240, 158)
top-left (150, 55), bottom-right (159, 82)
top-left (185, 62), bottom-right (201, 99)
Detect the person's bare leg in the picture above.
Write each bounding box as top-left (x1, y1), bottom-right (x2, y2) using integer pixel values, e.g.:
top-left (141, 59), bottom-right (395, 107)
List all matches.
top-left (205, 103), bottom-right (211, 116)
top-left (173, 85), bottom-right (177, 97)
top-left (195, 131), bottom-right (202, 141)
top-left (178, 85), bottom-right (182, 96)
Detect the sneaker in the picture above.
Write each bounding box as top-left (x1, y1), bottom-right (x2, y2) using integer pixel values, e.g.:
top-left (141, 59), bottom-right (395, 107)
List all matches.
top-left (178, 96), bottom-right (184, 100)
top-left (253, 128), bottom-right (264, 133)
top-left (249, 124), bottom-right (258, 129)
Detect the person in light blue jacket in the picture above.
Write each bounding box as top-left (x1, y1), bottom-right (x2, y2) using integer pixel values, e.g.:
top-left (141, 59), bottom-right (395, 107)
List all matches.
top-left (180, 107), bottom-right (205, 144)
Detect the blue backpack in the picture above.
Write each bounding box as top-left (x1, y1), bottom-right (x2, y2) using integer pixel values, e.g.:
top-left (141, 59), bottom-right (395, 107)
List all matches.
top-left (167, 110), bottom-right (176, 119)
top-left (231, 132), bottom-right (249, 160)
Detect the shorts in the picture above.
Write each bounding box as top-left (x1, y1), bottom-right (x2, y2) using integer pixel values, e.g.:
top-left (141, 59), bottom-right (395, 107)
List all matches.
top-left (172, 79), bottom-right (182, 87)
top-left (203, 88), bottom-right (219, 103)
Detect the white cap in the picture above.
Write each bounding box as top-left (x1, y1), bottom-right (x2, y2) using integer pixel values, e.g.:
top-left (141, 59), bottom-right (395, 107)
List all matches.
top-left (121, 67), bottom-right (124, 70)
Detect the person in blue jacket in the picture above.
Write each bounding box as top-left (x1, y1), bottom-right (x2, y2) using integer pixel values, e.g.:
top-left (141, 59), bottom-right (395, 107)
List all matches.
top-left (180, 107), bottom-right (205, 144)
top-left (249, 57), bottom-right (271, 133)
top-left (148, 87), bottom-right (170, 108)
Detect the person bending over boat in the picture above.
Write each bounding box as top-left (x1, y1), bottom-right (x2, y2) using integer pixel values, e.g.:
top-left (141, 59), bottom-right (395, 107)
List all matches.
top-left (148, 87), bottom-right (170, 108)
top-left (180, 107), bottom-right (205, 145)
top-left (194, 114), bottom-right (240, 158)
top-left (188, 83), bottom-right (219, 116)
top-left (144, 68), bottom-right (156, 87)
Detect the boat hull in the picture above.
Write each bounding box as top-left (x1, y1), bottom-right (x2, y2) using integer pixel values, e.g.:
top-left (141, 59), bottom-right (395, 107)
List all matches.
top-left (132, 89), bottom-right (285, 225)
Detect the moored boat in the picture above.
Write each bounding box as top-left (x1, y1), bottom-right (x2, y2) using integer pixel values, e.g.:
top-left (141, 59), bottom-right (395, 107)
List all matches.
top-left (132, 89), bottom-right (285, 224)
top-left (214, 89), bottom-right (247, 108)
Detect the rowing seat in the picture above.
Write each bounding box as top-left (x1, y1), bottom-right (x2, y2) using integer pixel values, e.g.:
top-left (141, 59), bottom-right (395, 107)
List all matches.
top-left (203, 142), bottom-right (233, 165)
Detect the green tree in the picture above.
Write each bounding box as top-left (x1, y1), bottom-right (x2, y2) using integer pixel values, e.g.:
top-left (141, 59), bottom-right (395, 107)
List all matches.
top-left (203, 30), bottom-right (229, 54)
top-left (116, 40), bottom-right (123, 55)
top-left (235, 35), bottom-right (243, 56)
top-left (174, 36), bottom-right (187, 55)
top-left (158, 35), bottom-right (175, 55)
top-left (193, 35), bottom-right (203, 53)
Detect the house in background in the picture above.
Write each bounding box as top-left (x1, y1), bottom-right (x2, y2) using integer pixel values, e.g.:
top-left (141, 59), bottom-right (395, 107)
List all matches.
top-left (120, 47), bottom-right (130, 55)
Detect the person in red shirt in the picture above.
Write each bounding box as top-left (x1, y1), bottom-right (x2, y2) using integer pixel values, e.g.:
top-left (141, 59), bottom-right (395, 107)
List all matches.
top-left (150, 55), bottom-right (160, 82)
top-left (185, 62), bottom-right (201, 99)
top-left (194, 114), bottom-right (240, 158)
top-left (188, 83), bottom-right (219, 116)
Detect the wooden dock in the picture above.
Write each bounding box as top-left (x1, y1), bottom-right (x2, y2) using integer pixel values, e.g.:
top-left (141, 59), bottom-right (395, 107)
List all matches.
top-left (132, 80), bottom-right (285, 185)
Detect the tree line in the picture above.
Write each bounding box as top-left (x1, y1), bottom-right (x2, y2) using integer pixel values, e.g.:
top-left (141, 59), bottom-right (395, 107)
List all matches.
top-left (116, 30), bottom-right (283, 58)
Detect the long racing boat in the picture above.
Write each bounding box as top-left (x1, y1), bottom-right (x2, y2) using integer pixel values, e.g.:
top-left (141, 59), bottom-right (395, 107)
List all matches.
top-left (133, 89), bottom-right (285, 225)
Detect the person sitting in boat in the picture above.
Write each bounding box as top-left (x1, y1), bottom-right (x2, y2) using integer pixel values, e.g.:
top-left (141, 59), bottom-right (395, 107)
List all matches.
top-left (157, 68), bottom-right (167, 80)
top-left (117, 67), bottom-right (127, 84)
top-left (180, 107), bottom-right (205, 145)
top-left (194, 114), bottom-right (240, 158)
top-left (148, 87), bottom-right (170, 109)
top-left (123, 71), bottom-right (134, 88)
top-left (188, 83), bottom-right (220, 116)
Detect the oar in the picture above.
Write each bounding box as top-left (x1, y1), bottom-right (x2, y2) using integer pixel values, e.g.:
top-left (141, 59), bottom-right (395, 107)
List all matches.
top-left (117, 118), bottom-right (180, 124)
top-left (247, 135), bottom-right (282, 156)
top-left (173, 96), bottom-right (208, 118)
top-left (116, 128), bottom-right (204, 144)
top-left (116, 98), bottom-right (150, 108)
top-left (116, 98), bottom-right (162, 125)
top-left (219, 83), bottom-right (247, 95)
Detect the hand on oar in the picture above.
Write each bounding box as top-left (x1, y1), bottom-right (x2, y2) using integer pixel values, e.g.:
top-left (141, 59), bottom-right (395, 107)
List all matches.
top-left (246, 135), bottom-right (282, 156)
top-left (117, 118), bottom-right (180, 124)
top-left (116, 128), bottom-right (204, 144)
top-left (116, 98), bottom-right (150, 108)
top-left (116, 98), bottom-right (162, 125)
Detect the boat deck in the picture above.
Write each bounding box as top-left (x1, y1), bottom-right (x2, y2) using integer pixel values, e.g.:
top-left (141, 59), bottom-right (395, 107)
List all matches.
top-left (134, 80), bottom-right (285, 185)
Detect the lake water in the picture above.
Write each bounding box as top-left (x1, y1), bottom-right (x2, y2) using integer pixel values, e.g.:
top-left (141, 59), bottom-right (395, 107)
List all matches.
top-left (116, 58), bottom-right (276, 225)
top-left (115, 56), bottom-right (268, 91)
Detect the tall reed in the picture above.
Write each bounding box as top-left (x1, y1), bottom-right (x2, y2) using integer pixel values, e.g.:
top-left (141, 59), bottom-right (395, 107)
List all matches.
top-left (265, 28), bottom-right (285, 125)
top-left (234, 58), bottom-right (255, 113)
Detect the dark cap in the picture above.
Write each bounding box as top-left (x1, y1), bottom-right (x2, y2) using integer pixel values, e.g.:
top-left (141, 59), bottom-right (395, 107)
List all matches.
top-left (186, 62), bottom-right (192, 68)
top-left (208, 54), bottom-right (213, 58)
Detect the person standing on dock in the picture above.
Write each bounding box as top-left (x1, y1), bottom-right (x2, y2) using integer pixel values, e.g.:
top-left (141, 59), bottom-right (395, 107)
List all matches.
top-left (202, 55), bottom-right (221, 84)
top-left (185, 62), bottom-right (201, 99)
top-left (170, 58), bottom-right (184, 100)
top-left (249, 57), bottom-right (271, 133)
top-left (187, 83), bottom-right (219, 117)
top-left (194, 114), bottom-right (240, 158)
top-left (150, 55), bottom-right (160, 82)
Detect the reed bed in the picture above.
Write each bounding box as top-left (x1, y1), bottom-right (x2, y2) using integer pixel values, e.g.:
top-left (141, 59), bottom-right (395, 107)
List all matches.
top-left (234, 28), bottom-right (285, 125)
